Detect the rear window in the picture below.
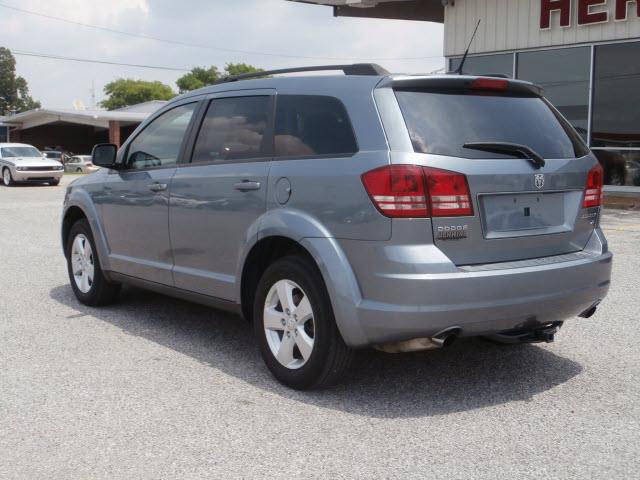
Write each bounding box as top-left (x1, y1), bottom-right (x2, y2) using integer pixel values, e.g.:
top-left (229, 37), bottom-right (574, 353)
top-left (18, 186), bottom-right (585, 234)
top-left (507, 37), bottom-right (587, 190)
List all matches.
top-left (395, 89), bottom-right (588, 159)
top-left (275, 95), bottom-right (357, 157)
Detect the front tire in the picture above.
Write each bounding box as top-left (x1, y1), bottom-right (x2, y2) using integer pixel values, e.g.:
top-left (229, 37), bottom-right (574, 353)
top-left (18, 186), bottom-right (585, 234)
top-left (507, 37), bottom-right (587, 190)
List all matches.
top-left (3, 168), bottom-right (14, 186)
top-left (254, 256), bottom-right (354, 390)
top-left (66, 219), bottom-right (120, 306)
top-left (50, 179), bottom-right (60, 186)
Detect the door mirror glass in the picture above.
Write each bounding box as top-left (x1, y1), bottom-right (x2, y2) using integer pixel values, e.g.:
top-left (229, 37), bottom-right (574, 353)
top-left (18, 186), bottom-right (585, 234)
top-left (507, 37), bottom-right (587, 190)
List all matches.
top-left (92, 144), bottom-right (118, 168)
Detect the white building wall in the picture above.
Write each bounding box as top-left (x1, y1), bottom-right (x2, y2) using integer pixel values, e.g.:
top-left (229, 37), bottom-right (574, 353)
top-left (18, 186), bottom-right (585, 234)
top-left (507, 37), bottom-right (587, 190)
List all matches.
top-left (444, 0), bottom-right (640, 57)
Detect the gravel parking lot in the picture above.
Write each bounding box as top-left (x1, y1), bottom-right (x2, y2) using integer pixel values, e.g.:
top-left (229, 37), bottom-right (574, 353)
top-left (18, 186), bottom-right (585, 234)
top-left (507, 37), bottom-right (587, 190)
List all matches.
top-left (1, 176), bottom-right (639, 479)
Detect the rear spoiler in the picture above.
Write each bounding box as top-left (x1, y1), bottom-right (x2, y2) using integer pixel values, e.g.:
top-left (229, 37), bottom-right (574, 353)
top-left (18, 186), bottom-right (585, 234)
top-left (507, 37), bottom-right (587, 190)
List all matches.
top-left (378, 75), bottom-right (544, 97)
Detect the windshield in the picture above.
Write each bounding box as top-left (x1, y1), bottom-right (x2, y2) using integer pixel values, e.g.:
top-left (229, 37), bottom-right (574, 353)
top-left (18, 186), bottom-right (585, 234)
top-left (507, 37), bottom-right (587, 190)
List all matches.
top-left (1, 146), bottom-right (42, 158)
top-left (395, 89), bottom-right (589, 159)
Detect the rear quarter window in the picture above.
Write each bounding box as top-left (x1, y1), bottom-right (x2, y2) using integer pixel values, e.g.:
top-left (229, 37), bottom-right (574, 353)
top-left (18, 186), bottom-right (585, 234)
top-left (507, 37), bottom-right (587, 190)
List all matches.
top-left (274, 95), bottom-right (357, 157)
top-left (395, 89), bottom-right (588, 159)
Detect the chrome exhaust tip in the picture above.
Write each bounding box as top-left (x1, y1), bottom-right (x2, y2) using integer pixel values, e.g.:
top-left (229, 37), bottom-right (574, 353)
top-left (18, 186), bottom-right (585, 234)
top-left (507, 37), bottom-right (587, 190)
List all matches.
top-left (375, 327), bottom-right (461, 353)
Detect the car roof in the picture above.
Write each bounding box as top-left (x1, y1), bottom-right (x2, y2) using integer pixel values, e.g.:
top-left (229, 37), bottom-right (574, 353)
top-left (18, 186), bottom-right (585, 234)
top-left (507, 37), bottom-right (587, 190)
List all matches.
top-left (168, 73), bottom-right (541, 106)
top-left (173, 74), bottom-right (385, 103)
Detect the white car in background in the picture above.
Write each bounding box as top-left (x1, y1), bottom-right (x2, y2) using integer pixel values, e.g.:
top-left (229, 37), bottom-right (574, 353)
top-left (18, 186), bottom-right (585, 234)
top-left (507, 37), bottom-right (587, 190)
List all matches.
top-left (65, 155), bottom-right (99, 174)
top-left (0, 143), bottom-right (64, 186)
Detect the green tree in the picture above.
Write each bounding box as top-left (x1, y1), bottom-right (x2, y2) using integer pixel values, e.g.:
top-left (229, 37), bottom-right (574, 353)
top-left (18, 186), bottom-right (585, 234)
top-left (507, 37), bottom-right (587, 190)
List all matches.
top-left (176, 66), bottom-right (220, 94)
top-left (0, 47), bottom-right (40, 114)
top-left (100, 79), bottom-right (175, 110)
top-left (175, 63), bottom-right (264, 93)
top-left (223, 63), bottom-right (264, 78)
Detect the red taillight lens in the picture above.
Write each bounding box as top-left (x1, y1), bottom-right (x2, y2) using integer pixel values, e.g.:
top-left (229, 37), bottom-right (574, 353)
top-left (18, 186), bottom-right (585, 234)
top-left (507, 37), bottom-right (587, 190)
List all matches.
top-left (361, 165), bottom-right (428, 217)
top-left (583, 163), bottom-right (604, 208)
top-left (470, 78), bottom-right (509, 92)
top-left (361, 165), bottom-right (473, 218)
top-left (423, 167), bottom-right (474, 217)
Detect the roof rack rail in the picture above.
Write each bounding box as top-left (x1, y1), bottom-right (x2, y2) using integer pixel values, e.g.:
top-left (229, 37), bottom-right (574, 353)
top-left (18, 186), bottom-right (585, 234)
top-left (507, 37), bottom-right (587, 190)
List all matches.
top-left (217, 63), bottom-right (389, 84)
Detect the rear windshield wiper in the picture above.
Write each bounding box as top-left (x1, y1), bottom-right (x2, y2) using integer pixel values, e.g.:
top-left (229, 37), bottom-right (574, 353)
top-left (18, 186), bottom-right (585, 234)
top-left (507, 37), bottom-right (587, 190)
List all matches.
top-left (463, 142), bottom-right (546, 169)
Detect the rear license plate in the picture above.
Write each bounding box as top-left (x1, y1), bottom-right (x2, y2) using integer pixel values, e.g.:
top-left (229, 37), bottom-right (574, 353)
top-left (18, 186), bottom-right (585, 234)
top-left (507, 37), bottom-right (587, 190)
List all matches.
top-left (480, 192), bottom-right (567, 238)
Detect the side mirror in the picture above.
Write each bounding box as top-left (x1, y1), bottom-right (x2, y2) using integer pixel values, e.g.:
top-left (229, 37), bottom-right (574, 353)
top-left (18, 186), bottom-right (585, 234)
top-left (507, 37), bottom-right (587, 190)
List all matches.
top-left (92, 144), bottom-right (118, 168)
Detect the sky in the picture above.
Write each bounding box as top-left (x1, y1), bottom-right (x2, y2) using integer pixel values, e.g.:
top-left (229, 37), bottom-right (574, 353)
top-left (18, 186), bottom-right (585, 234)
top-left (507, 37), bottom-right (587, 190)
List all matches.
top-left (0, 0), bottom-right (445, 109)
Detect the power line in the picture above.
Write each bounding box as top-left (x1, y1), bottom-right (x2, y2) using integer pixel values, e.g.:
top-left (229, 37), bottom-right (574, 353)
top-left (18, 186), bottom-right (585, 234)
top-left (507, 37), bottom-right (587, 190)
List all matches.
top-left (11, 50), bottom-right (192, 72)
top-left (0, 1), bottom-right (442, 62)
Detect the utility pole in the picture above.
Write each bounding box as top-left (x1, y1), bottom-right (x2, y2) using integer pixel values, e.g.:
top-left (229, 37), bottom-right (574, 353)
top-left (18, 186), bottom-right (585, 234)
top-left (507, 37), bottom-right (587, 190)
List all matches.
top-left (90, 80), bottom-right (96, 109)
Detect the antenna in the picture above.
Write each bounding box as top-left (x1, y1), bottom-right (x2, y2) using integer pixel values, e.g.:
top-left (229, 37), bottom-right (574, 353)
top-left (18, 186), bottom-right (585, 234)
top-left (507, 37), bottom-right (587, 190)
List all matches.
top-left (454, 19), bottom-right (481, 75)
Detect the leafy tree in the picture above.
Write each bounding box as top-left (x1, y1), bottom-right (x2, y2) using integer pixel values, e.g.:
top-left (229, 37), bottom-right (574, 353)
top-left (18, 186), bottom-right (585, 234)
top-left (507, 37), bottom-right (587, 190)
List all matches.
top-left (175, 63), bottom-right (264, 93)
top-left (100, 79), bottom-right (175, 110)
top-left (0, 47), bottom-right (40, 114)
top-left (176, 66), bottom-right (220, 94)
top-left (224, 63), bottom-right (264, 78)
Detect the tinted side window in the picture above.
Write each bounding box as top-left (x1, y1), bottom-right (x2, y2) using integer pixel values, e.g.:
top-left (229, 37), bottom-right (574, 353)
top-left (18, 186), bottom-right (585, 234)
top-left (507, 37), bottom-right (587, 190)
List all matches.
top-left (192, 96), bottom-right (271, 164)
top-left (126, 103), bottom-right (196, 170)
top-left (274, 95), bottom-right (357, 157)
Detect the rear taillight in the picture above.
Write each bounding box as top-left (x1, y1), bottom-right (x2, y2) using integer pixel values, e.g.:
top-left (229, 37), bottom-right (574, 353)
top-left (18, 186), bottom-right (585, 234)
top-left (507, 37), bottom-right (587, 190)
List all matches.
top-left (583, 163), bottom-right (604, 208)
top-left (470, 78), bottom-right (509, 92)
top-left (361, 165), bottom-right (428, 217)
top-left (361, 165), bottom-right (473, 218)
top-left (423, 167), bottom-right (473, 217)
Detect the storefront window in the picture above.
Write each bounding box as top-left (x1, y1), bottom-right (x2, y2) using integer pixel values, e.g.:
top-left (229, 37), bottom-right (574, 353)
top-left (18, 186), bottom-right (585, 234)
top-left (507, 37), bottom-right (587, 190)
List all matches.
top-left (592, 42), bottom-right (640, 149)
top-left (449, 54), bottom-right (513, 77)
top-left (517, 47), bottom-right (590, 142)
top-left (593, 150), bottom-right (640, 187)
top-left (0, 126), bottom-right (7, 143)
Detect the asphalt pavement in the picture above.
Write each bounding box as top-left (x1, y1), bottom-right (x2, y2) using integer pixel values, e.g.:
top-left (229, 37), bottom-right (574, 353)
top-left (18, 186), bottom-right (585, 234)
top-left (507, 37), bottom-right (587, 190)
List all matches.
top-left (1, 176), bottom-right (638, 479)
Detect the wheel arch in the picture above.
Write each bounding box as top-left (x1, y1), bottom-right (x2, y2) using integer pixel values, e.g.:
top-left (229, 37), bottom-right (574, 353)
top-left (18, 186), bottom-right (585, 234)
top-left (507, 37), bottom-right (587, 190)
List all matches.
top-left (62, 193), bottom-right (112, 271)
top-left (238, 229), bottom-right (366, 347)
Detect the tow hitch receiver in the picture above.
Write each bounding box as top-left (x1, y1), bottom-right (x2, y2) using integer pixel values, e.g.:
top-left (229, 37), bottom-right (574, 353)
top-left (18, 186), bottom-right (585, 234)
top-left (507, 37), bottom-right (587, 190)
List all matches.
top-left (487, 322), bottom-right (564, 344)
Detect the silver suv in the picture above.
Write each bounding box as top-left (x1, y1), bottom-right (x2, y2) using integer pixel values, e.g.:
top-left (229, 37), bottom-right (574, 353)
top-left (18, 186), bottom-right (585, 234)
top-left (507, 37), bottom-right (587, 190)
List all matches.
top-left (61, 65), bottom-right (612, 389)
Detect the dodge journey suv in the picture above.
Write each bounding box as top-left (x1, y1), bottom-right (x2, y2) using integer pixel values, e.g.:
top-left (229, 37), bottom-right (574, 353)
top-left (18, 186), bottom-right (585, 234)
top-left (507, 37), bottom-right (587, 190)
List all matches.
top-left (61, 64), bottom-right (612, 389)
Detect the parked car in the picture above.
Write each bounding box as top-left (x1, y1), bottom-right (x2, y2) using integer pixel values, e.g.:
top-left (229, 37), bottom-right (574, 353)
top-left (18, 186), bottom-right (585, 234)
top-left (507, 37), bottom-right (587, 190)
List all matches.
top-left (1, 143), bottom-right (64, 186)
top-left (66, 155), bottom-right (99, 174)
top-left (61, 65), bottom-right (612, 389)
top-left (42, 150), bottom-right (71, 164)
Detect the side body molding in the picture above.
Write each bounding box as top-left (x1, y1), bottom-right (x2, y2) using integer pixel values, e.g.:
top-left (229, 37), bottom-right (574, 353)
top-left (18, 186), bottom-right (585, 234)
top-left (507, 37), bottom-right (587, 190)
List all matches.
top-left (235, 208), bottom-right (368, 347)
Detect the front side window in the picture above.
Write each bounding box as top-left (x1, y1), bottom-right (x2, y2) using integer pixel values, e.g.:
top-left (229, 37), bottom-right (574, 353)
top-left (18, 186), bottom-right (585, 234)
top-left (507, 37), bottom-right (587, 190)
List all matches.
top-left (274, 95), bottom-right (357, 157)
top-left (192, 96), bottom-right (271, 164)
top-left (126, 103), bottom-right (197, 170)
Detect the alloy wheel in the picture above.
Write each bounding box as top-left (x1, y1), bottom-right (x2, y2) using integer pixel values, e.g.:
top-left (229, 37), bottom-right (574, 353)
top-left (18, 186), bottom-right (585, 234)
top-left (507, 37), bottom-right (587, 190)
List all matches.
top-left (70, 234), bottom-right (95, 293)
top-left (263, 279), bottom-right (315, 369)
top-left (3, 169), bottom-right (10, 186)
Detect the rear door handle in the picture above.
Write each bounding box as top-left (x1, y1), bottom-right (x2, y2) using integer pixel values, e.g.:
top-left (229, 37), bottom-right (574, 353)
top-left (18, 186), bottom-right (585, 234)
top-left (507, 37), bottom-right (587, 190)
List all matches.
top-left (233, 181), bottom-right (261, 192)
top-left (148, 182), bottom-right (168, 192)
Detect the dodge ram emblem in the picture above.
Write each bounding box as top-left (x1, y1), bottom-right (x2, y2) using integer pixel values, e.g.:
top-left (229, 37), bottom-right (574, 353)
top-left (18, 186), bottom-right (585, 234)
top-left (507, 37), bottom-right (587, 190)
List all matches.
top-left (534, 174), bottom-right (545, 190)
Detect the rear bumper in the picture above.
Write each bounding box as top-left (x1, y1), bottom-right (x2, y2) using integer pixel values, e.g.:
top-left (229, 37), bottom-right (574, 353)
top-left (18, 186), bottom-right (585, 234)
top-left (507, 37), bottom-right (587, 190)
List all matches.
top-left (354, 250), bottom-right (612, 346)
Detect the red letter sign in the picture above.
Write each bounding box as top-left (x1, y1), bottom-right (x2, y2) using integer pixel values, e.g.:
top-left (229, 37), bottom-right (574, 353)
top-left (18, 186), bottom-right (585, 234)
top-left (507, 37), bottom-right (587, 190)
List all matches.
top-left (578, 0), bottom-right (609, 25)
top-left (615, 0), bottom-right (640, 20)
top-left (540, 0), bottom-right (571, 28)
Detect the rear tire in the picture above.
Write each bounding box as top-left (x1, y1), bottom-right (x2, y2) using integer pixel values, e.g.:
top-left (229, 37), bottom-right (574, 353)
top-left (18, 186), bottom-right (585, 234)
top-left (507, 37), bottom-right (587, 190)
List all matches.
top-left (3, 168), bottom-right (14, 186)
top-left (66, 219), bottom-right (120, 306)
top-left (253, 255), bottom-right (354, 390)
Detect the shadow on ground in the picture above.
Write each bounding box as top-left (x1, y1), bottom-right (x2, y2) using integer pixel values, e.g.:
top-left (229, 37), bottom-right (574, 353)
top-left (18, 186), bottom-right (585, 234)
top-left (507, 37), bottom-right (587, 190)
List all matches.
top-left (50, 284), bottom-right (582, 419)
